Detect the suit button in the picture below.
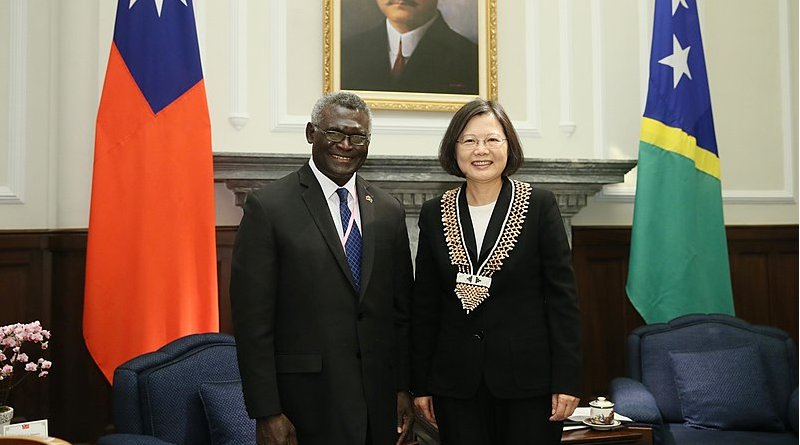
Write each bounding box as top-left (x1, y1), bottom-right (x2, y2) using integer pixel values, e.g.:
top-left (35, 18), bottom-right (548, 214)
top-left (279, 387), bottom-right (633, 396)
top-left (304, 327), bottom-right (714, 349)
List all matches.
top-left (473, 331), bottom-right (485, 341)
top-left (357, 312), bottom-right (365, 321)
top-left (356, 352), bottom-right (361, 359)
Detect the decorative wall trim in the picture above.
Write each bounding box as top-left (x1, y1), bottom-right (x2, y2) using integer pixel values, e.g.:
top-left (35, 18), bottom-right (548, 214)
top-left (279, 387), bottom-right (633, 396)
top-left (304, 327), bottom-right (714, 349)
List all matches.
top-left (228, 0), bottom-right (249, 130)
top-left (1, 0), bottom-right (27, 204)
top-left (213, 153), bottom-right (637, 245)
top-left (194, 0), bottom-right (206, 64)
top-left (558, 0), bottom-right (575, 136)
top-left (590, 0), bottom-right (606, 160)
top-left (638, 0), bottom-right (650, 111)
top-left (777, 0), bottom-right (796, 203)
top-left (512, 0), bottom-right (542, 138)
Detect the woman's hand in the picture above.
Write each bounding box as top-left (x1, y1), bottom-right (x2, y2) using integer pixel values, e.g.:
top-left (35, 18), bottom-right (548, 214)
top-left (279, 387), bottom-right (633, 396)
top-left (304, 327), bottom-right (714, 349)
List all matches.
top-left (549, 393), bottom-right (579, 421)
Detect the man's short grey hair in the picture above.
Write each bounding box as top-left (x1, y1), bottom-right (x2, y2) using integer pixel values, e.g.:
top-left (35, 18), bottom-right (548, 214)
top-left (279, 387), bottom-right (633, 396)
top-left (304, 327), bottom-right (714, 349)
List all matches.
top-left (310, 92), bottom-right (373, 133)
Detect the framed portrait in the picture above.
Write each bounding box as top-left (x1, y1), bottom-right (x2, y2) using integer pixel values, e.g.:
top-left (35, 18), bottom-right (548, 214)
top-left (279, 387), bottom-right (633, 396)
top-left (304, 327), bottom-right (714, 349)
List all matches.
top-left (323, 0), bottom-right (497, 112)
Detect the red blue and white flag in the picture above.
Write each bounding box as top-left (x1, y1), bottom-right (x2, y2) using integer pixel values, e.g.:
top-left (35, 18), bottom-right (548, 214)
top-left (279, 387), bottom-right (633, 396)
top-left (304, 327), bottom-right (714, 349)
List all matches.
top-left (84, 0), bottom-right (219, 383)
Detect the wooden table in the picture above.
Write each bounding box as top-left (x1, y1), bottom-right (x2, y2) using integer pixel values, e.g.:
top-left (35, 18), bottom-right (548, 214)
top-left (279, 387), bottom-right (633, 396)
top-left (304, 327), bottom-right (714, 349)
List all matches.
top-left (561, 426), bottom-right (653, 445)
top-left (0, 437), bottom-right (72, 445)
top-left (413, 417), bottom-right (653, 445)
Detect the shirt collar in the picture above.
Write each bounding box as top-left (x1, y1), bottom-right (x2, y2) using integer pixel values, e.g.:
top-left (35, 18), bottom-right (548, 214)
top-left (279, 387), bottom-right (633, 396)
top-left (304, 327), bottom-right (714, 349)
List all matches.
top-left (309, 157), bottom-right (358, 202)
top-left (386, 11), bottom-right (439, 58)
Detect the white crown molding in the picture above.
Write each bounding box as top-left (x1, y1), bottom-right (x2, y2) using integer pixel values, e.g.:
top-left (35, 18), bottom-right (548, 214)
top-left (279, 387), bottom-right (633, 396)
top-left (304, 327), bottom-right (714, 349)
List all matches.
top-left (558, 0), bottom-right (575, 136)
top-left (1, 0), bottom-right (27, 204)
top-left (228, 0), bottom-right (249, 130)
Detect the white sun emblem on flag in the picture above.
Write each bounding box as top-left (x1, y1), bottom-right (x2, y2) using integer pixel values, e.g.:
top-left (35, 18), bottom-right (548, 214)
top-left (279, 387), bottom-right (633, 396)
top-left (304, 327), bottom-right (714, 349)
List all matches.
top-left (129, 0), bottom-right (188, 17)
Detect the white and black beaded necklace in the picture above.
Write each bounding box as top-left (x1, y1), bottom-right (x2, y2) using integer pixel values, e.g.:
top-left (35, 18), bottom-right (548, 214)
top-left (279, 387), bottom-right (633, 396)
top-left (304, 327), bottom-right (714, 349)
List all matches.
top-left (441, 179), bottom-right (532, 313)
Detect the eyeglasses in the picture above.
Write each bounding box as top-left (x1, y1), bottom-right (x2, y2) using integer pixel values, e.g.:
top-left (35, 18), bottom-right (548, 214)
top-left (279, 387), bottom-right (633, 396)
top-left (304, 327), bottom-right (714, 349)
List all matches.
top-left (314, 126), bottom-right (369, 146)
top-left (457, 135), bottom-right (507, 149)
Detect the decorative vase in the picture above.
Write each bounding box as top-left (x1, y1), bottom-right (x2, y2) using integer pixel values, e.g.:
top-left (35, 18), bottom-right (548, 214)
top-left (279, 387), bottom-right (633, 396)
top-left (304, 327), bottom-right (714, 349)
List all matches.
top-left (0, 405), bottom-right (12, 427)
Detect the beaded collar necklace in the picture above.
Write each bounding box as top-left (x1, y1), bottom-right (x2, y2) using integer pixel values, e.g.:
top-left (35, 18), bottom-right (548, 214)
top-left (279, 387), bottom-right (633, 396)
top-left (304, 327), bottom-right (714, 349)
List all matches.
top-left (441, 179), bottom-right (531, 313)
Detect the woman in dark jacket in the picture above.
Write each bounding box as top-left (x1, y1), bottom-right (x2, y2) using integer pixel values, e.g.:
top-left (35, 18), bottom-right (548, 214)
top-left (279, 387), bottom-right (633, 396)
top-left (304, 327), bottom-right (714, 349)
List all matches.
top-left (411, 99), bottom-right (582, 445)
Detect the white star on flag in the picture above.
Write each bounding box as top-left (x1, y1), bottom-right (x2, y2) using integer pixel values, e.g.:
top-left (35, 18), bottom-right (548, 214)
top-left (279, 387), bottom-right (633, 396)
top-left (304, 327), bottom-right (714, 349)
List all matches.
top-left (658, 34), bottom-right (692, 88)
top-left (129, 0), bottom-right (188, 17)
top-left (672, 0), bottom-right (689, 15)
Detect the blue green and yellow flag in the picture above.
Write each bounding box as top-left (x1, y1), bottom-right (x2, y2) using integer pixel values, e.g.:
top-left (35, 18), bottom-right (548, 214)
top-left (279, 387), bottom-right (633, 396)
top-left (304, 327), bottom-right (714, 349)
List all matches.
top-left (626, 0), bottom-right (735, 324)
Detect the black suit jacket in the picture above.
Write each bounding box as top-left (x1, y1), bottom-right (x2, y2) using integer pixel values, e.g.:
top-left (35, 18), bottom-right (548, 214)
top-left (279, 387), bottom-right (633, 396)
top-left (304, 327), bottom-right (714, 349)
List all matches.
top-left (230, 163), bottom-right (413, 445)
top-left (411, 179), bottom-right (582, 399)
top-left (341, 13), bottom-right (478, 95)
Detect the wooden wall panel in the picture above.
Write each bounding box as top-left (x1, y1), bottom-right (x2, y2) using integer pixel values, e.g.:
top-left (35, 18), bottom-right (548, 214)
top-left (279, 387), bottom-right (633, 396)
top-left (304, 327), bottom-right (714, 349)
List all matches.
top-left (571, 228), bottom-right (645, 403)
top-left (727, 226), bottom-right (799, 343)
top-left (0, 225), bottom-right (795, 444)
top-left (571, 225), bottom-right (799, 404)
top-left (216, 228), bottom-right (237, 334)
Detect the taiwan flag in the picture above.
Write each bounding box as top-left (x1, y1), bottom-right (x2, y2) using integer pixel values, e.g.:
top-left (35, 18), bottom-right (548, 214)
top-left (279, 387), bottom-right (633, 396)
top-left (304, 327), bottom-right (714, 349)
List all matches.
top-left (84, 0), bottom-right (219, 383)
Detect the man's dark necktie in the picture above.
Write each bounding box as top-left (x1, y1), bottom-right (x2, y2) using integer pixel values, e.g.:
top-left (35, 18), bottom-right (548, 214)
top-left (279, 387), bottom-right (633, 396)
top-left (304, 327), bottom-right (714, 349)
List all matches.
top-left (336, 188), bottom-right (362, 291)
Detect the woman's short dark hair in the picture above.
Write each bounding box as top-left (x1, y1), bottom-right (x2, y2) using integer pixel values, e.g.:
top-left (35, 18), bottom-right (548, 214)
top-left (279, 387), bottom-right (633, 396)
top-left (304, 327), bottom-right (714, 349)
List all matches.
top-left (438, 99), bottom-right (524, 178)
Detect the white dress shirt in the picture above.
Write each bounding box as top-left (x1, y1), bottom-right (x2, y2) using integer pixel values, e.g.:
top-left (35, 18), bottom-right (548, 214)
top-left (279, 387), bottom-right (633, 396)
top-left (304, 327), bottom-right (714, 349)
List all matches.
top-left (309, 158), bottom-right (361, 245)
top-left (469, 201), bottom-right (496, 254)
top-left (385, 13), bottom-right (439, 67)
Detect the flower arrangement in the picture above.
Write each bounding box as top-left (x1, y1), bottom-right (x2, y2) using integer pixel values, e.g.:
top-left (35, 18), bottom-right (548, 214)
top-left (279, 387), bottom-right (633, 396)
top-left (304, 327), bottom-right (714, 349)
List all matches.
top-left (0, 321), bottom-right (52, 406)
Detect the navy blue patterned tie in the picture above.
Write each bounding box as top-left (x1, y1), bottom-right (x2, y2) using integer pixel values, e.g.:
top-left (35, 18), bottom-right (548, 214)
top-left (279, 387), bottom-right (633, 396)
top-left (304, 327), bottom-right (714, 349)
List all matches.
top-left (336, 188), bottom-right (362, 291)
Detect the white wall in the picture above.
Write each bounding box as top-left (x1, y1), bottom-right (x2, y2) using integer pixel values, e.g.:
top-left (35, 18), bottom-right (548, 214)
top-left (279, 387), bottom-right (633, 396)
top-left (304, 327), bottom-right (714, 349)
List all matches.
top-left (0, 0), bottom-right (796, 229)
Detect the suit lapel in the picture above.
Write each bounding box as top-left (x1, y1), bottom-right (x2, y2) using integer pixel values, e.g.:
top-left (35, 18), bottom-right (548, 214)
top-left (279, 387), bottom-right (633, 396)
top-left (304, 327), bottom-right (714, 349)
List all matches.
top-left (478, 178), bottom-right (513, 264)
top-left (356, 177), bottom-right (375, 300)
top-left (297, 164), bottom-right (357, 291)
top-left (457, 184), bottom-right (479, 267)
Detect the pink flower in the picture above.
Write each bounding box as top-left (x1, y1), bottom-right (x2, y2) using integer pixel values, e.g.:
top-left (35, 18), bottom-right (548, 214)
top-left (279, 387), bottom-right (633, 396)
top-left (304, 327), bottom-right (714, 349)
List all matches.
top-left (0, 321), bottom-right (53, 405)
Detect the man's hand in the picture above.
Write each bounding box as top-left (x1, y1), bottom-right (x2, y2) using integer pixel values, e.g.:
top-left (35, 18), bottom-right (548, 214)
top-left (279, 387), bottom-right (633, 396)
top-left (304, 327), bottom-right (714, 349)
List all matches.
top-left (413, 395), bottom-right (436, 425)
top-left (395, 391), bottom-right (415, 445)
top-left (549, 393), bottom-right (580, 421)
top-left (256, 414), bottom-right (297, 445)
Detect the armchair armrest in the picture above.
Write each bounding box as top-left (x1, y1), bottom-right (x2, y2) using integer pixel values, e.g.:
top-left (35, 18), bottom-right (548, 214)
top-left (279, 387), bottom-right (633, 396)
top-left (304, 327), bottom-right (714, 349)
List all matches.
top-left (97, 433), bottom-right (176, 445)
top-left (787, 387), bottom-right (798, 434)
top-left (609, 377), bottom-right (663, 425)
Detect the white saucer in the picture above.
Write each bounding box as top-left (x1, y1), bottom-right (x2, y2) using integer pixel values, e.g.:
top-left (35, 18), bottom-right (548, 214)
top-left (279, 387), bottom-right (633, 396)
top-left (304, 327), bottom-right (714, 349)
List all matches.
top-left (582, 419), bottom-right (622, 430)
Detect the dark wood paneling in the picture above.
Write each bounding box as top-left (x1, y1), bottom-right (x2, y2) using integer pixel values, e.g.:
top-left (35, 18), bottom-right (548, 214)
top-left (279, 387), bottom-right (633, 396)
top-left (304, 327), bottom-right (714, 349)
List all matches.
top-left (47, 232), bottom-right (112, 442)
top-left (216, 228), bottom-right (237, 334)
top-left (572, 228), bottom-right (645, 403)
top-left (570, 225), bottom-right (799, 405)
top-left (726, 226), bottom-right (799, 342)
top-left (0, 225), bottom-right (795, 443)
top-left (0, 233), bottom-right (50, 425)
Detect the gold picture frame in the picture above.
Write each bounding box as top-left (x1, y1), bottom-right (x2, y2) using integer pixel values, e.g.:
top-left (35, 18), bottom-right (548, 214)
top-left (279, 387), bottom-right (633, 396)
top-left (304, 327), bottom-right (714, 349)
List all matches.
top-left (323, 0), bottom-right (497, 112)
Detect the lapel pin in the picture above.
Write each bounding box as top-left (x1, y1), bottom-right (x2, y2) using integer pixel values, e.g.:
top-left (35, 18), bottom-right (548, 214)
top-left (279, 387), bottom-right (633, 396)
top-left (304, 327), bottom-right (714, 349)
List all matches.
top-left (365, 195), bottom-right (373, 203)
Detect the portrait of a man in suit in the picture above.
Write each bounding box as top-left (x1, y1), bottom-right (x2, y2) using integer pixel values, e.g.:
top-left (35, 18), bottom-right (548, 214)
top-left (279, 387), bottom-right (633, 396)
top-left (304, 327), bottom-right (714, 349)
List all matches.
top-left (341, 0), bottom-right (479, 95)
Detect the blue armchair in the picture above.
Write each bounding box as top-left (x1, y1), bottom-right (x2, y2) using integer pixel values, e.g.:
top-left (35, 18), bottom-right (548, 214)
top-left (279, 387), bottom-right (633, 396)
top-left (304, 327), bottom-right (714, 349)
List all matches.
top-left (97, 333), bottom-right (256, 445)
top-left (610, 314), bottom-right (798, 445)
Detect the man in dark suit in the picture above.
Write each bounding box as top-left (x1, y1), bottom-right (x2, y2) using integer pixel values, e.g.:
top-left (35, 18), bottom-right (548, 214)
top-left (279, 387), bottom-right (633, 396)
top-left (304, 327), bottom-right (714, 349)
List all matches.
top-left (230, 92), bottom-right (415, 445)
top-left (341, 0), bottom-right (478, 95)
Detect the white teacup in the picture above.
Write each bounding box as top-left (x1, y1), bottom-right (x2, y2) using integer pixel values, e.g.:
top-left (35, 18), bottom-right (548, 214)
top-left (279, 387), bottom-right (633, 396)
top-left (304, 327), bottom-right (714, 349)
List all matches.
top-left (589, 396), bottom-right (615, 425)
